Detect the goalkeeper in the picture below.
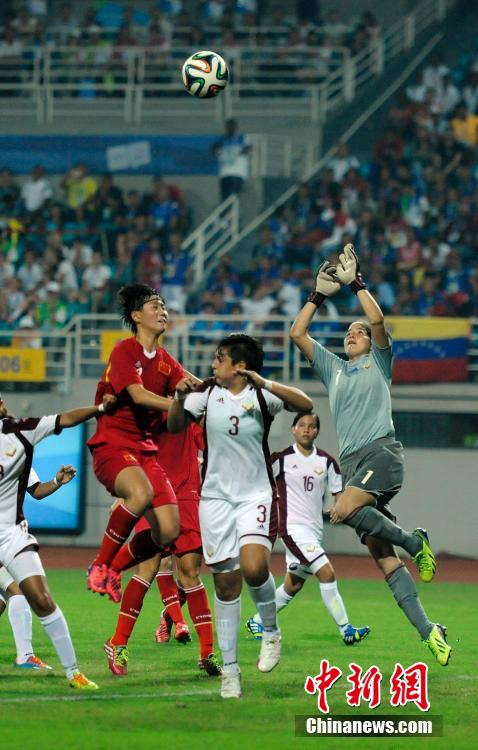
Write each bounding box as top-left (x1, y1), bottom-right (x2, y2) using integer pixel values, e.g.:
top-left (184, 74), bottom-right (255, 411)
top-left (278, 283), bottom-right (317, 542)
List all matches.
top-left (290, 245), bottom-right (451, 666)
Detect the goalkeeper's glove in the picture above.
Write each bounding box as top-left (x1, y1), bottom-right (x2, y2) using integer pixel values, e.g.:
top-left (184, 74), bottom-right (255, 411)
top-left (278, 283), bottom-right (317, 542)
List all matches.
top-left (336, 244), bottom-right (367, 294)
top-left (307, 261), bottom-right (341, 307)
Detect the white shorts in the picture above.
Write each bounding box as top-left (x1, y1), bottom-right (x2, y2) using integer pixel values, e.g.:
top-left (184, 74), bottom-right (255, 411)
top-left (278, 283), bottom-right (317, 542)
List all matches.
top-left (0, 522), bottom-right (39, 569)
top-left (282, 524), bottom-right (329, 578)
top-left (199, 495), bottom-right (276, 565)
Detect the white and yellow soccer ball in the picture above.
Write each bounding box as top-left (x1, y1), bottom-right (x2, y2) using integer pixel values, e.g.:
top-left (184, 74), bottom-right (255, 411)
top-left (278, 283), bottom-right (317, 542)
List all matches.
top-left (181, 50), bottom-right (229, 98)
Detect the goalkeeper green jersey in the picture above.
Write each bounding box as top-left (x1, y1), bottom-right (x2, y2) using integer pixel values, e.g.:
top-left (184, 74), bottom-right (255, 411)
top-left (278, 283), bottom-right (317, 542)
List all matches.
top-left (310, 336), bottom-right (395, 459)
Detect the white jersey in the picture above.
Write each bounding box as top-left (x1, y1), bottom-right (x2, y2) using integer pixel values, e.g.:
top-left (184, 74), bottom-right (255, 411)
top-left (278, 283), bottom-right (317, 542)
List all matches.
top-left (272, 443), bottom-right (342, 538)
top-left (0, 415), bottom-right (61, 528)
top-left (184, 379), bottom-right (283, 502)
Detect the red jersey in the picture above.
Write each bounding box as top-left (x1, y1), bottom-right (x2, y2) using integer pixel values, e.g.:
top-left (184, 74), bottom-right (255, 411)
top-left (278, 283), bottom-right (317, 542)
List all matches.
top-left (88, 336), bottom-right (184, 453)
top-left (155, 419), bottom-right (204, 500)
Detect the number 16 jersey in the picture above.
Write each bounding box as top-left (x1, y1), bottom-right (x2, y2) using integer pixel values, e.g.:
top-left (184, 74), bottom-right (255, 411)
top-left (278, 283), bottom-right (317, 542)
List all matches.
top-left (272, 444), bottom-right (342, 538)
top-left (184, 379), bottom-right (283, 502)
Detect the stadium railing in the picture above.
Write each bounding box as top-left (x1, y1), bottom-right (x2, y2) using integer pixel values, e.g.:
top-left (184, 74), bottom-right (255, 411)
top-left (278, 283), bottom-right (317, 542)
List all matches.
top-left (2, 314), bottom-right (476, 393)
top-left (0, 0), bottom-right (455, 126)
top-left (181, 193), bottom-right (239, 285)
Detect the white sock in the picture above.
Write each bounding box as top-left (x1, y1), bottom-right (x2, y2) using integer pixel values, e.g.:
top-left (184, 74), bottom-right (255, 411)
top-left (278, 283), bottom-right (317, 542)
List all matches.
top-left (214, 594), bottom-right (240, 674)
top-left (253, 582), bottom-right (294, 626)
top-left (319, 581), bottom-right (348, 634)
top-left (8, 595), bottom-right (33, 662)
top-left (39, 607), bottom-right (77, 679)
top-left (248, 573), bottom-right (278, 636)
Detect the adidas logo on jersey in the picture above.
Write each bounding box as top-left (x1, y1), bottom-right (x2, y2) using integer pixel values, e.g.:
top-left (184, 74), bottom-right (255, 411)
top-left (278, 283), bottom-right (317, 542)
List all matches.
top-left (216, 397), bottom-right (225, 403)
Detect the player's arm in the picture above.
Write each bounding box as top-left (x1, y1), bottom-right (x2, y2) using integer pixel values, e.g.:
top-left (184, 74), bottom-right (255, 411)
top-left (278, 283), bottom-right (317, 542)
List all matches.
top-left (167, 376), bottom-right (198, 433)
top-left (29, 465), bottom-right (77, 500)
top-left (58, 394), bottom-right (117, 427)
top-left (290, 261), bottom-right (341, 361)
top-left (126, 384), bottom-right (174, 412)
top-left (335, 244), bottom-right (388, 347)
top-left (235, 369), bottom-right (313, 412)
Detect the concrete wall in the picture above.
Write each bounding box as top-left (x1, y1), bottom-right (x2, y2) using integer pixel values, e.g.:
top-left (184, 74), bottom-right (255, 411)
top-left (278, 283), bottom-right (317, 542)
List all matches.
top-left (6, 379), bottom-right (477, 558)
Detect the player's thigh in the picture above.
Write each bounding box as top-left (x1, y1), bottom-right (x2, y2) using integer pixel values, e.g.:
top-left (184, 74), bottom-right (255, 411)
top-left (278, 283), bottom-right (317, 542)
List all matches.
top-left (199, 497), bottom-right (238, 566)
top-left (343, 439), bottom-right (404, 505)
top-left (236, 495), bottom-right (275, 552)
top-left (114, 466), bottom-right (154, 508)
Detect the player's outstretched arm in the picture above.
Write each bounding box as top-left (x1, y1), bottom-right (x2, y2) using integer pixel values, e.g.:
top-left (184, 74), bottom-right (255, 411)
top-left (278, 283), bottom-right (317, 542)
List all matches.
top-left (167, 377), bottom-right (197, 433)
top-left (58, 394), bottom-right (117, 427)
top-left (30, 464), bottom-right (77, 500)
top-left (126, 384), bottom-right (174, 412)
top-left (235, 369), bottom-right (313, 412)
top-left (291, 261), bottom-right (341, 360)
top-left (336, 244), bottom-right (388, 347)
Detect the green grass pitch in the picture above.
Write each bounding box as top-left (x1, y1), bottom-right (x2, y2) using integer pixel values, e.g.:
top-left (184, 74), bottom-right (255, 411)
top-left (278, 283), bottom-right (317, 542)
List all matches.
top-left (0, 570), bottom-right (476, 750)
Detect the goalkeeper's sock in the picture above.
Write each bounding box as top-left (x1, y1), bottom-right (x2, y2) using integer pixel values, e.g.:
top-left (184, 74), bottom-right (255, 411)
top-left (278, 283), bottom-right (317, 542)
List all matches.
top-left (386, 564), bottom-right (432, 639)
top-left (345, 506), bottom-right (421, 557)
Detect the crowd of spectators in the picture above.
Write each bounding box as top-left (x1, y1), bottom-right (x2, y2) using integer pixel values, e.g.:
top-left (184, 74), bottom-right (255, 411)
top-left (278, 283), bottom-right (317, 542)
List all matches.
top-left (198, 50), bottom-right (478, 327)
top-left (0, 164), bottom-right (192, 332)
top-left (0, 1), bottom-right (380, 94)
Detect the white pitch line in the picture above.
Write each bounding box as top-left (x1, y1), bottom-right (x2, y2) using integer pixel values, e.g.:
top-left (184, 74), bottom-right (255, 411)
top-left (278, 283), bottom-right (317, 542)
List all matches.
top-left (0, 688), bottom-right (216, 704)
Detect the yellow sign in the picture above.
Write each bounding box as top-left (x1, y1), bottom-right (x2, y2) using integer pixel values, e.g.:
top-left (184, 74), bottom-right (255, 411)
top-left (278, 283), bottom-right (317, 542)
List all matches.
top-left (0, 348), bottom-right (46, 382)
top-left (100, 330), bottom-right (131, 363)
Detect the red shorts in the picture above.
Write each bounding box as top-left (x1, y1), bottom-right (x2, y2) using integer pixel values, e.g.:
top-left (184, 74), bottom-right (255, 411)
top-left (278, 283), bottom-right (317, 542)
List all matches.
top-left (92, 445), bottom-right (177, 508)
top-left (135, 498), bottom-right (201, 556)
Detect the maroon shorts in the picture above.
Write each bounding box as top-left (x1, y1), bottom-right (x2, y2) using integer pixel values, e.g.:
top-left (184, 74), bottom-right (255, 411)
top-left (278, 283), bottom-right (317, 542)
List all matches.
top-left (135, 498), bottom-right (201, 555)
top-left (92, 445), bottom-right (177, 508)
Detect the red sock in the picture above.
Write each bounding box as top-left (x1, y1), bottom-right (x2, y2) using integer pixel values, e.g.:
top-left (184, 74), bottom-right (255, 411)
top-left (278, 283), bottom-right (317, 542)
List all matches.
top-left (111, 575), bottom-right (150, 646)
top-left (185, 583), bottom-right (214, 659)
top-left (110, 530), bottom-right (161, 573)
top-left (156, 571), bottom-right (185, 625)
top-left (95, 504), bottom-right (139, 566)
top-left (177, 585), bottom-right (187, 608)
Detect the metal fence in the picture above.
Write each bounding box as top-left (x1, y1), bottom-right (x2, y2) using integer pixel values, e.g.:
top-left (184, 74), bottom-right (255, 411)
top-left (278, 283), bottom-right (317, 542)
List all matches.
top-left (1, 314), bottom-right (476, 393)
top-left (0, 0), bottom-right (454, 126)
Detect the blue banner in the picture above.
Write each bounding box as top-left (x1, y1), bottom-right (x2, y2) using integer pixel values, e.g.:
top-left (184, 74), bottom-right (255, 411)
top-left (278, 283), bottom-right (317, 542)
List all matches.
top-left (0, 135), bottom-right (219, 175)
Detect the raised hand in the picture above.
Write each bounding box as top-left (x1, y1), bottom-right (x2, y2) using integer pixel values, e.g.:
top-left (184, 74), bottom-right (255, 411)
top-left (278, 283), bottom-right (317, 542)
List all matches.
top-left (55, 464), bottom-right (77, 486)
top-left (175, 376), bottom-right (198, 400)
top-left (336, 244), bottom-right (367, 292)
top-left (313, 261), bottom-right (341, 297)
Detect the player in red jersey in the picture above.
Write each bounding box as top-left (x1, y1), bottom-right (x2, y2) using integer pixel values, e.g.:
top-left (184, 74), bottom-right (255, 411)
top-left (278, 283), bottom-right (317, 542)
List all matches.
top-left (104, 420), bottom-right (221, 678)
top-left (87, 284), bottom-right (185, 600)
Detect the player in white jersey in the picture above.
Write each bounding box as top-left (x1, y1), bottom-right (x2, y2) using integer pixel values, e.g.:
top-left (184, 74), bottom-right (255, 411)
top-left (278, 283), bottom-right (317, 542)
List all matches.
top-left (246, 412), bottom-right (370, 645)
top-left (0, 391), bottom-right (116, 689)
top-left (0, 464), bottom-right (76, 671)
top-left (168, 333), bottom-right (313, 699)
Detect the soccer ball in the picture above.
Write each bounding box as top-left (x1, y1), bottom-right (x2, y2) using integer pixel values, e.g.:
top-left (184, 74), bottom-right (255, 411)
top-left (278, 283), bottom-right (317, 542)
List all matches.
top-left (181, 50), bottom-right (229, 98)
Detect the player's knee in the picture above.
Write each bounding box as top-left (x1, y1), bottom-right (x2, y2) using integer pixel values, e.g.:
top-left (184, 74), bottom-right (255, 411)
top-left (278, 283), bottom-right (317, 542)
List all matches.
top-left (241, 559), bottom-right (269, 587)
top-left (162, 523), bottom-right (180, 547)
top-left (28, 589), bottom-right (55, 617)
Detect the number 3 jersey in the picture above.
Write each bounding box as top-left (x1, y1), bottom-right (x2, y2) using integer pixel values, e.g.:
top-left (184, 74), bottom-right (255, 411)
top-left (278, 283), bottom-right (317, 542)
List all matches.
top-left (184, 379), bottom-right (283, 502)
top-left (272, 444), bottom-right (342, 538)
